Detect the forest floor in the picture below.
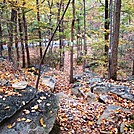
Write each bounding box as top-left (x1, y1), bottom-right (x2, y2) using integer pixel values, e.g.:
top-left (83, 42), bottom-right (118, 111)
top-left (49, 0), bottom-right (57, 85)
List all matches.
top-left (0, 47), bottom-right (134, 134)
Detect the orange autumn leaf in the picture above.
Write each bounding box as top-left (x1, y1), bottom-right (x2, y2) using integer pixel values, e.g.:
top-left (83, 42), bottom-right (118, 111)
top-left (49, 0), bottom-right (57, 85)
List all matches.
top-left (40, 117), bottom-right (46, 128)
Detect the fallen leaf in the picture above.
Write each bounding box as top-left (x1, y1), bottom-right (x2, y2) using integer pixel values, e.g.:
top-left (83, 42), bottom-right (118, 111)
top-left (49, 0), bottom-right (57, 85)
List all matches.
top-left (40, 117), bottom-right (46, 128)
top-left (21, 118), bottom-right (26, 121)
top-left (7, 122), bottom-right (16, 129)
top-left (31, 104), bottom-right (38, 110)
top-left (25, 119), bottom-right (32, 123)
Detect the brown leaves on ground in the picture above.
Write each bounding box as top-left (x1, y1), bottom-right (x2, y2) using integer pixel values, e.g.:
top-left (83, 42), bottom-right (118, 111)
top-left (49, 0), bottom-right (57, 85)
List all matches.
top-left (0, 58), bottom-right (134, 134)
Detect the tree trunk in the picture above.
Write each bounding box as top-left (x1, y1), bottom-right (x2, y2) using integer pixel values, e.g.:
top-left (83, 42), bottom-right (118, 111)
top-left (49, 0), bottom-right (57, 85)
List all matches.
top-left (14, 9), bottom-right (19, 67)
top-left (22, 9), bottom-right (30, 67)
top-left (70, 0), bottom-right (75, 83)
top-left (0, 11), bottom-right (2, 56)
top-left (132, 60), bottom-right (134, 75)
top-left (36, 0), bottom-right (42, 59)
top-left (8, 9), bottom-right (14, 61)
top-left (61, 4), bottom-right (65, 71)
top-left (108, 0), bottom-right (121, 80)
top-left (47, 1), bottom-right (53, 53)
top-left (83, 0), bottom-right (87, 71)
top-left (18, 8), bottom-right (25, 68)
top-left (57, 1), bottom-right (63, 69)
top-left (76, 17), bottom-right (80, 59)
top-left (104, 0), bottom-right (109, 55)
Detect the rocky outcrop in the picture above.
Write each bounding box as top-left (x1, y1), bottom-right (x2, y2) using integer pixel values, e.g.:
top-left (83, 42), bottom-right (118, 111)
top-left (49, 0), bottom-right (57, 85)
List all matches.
top-left (0, 90), bottom-right (59, 134)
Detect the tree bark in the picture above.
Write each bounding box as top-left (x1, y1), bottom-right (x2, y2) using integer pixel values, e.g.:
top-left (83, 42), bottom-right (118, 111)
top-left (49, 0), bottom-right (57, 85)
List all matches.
top-left (132, 60), bottom-right (134, 75)
top-left (76, 17), bottom-right (80, 59)
top-left (22, 8), bottom-right (30, 67)
top-left (14, 9), bottom-right (19, 67)
top-left (36, 0), bottom-right (42, 59)
top-left (0, 11), bottom-right (2, 56)
top-left (70, 0), bottom-right (75, 83)
top-left (18, 8), bottom-right (25, 68)
top-left (108, 0), bottom-right (121, 80)
top-left (104, 0), bottom-right (109, 55)
top-left (57, 0), bottom-right (63, 69)
top-left (83, 0), bottom-right (87, 71)
top-left (8, 9), bottom-right (15, 61)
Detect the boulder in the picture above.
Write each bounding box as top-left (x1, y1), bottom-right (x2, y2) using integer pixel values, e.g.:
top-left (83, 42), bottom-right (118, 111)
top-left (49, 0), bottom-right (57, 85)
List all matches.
top-left (56, 92), bottom-right (68, 100)
top-left (127, 75), bottom-right (134, 84)
top-left (41, 76), bottom-right (56, 92)
top-left (93, 85), bottom-right (109, 94)
top-left (97, 105), bottom-right (130, 125)
top-left (86, 92), bottom-right (98, 103)
top-left (110, 85), bottom-right (134, 101)
top-left (88, 77), bottom-right (103, 85)
top-left (99, 95), bottom-right (110, 103)
top-left (0, 91), bottom-right (59, 134)
top-left (0, 86), bottom-right (36, 123)
top-left (71, 88), bottom-right (84, 97)
top-left (12, 81), bottom-right (28, 90)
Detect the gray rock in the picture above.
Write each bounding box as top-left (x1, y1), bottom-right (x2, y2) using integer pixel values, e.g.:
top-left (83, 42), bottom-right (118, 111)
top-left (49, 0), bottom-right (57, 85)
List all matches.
top-left (99, 95), bottom-right (110, 103)
top-left (97, 105), bottom-right (130, 124)
top-left (56, 92), bottom-right (68, 99)
top-left (88, 77), bottom-right (103, 85)
top-left (127, 76), bottom-right (134, 84)
top-left (0, 91), bottom-right (59, 134)
top-left (84, 71), bottom-right (98, 77)
top-left (86, 92), bottom-right (98, 103)
top-left (72, 82), bottom-right (82, 88)
top-left (41, 76), bottom-right (56, 92)
top-left (93, 85), bottom-right (109, 94)
top-left (110, 85), bottom-right (134, 101)
top-left (71, 88), bottom-right (84, 97)
top-left (73, 71), bottom-right (98, 82)
top-left (0, 86), bottom-right (36, 123)
top-left (92, 83), bottom-right (134, 101)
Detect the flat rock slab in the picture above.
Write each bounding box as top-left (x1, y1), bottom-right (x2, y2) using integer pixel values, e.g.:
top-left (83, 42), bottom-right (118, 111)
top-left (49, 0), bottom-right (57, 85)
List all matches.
top-left (74, 71), bottom-right (98, 82)
top-left (0, 86), bottom-right (36, 123)
top-left (0, 91), bottom-right (59, 134)
top-left (97, 105), bottom-right (130, 125)
top-left (92, 83), bottom-right (134, 101)
top-left (110, 85), bottom-right (134, 101)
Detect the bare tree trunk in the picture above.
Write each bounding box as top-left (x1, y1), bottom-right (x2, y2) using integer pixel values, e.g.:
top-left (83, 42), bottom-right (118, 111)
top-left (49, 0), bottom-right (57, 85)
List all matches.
top-left (108, 0), bottom-right (113, 78)
top-left (61, 4), bottom-right (65, 71)
top-left (47, 0), bottom-right (53, 53)
top-left (104, 0), bottom-right (109, 56)
top-left (22, 8), bottom-right (30, 67)
top-left (36, 0), bottom-right (42, 59)
top-left (70, 0), bottom-right (75, 83)
top-left (83, 0), bottom-right (87, 71)
top-left (14, 9), bottom-right (19, 67)
top-left (57, 0), bottom-right (63, 69)
top-left (132, 60), bottom-right (134, 75)
top-left (18, 8), bottom-right (25, 68)
top-left (76, 17), bottom-right (80, 59)
top-left (108, 0), bottom-right (121, 80)
top-left (8, 9), bottom-right (14, 61)
top-left (0, 11), bottom-right (2, 56)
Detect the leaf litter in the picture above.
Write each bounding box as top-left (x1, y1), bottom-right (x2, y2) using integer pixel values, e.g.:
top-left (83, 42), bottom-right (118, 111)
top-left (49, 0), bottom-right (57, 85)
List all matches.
top-left (0, 57), bottom-right (134, 133)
